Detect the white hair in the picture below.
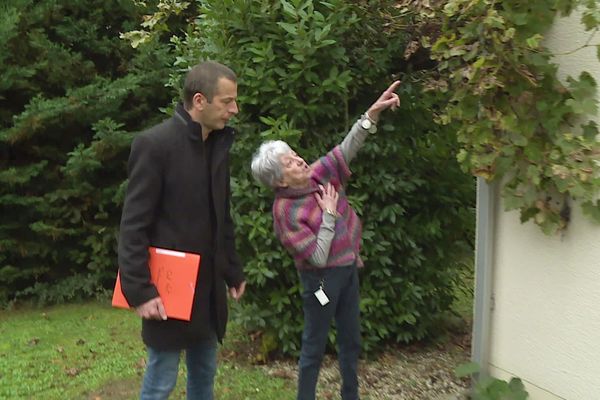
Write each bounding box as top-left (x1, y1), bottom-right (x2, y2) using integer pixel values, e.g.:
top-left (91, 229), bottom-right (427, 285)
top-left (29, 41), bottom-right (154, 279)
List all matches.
top-left (251, 140), bottom-right (292, 188)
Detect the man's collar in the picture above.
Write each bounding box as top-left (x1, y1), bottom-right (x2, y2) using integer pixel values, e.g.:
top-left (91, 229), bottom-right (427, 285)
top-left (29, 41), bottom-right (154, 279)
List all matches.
top-left (174, 103), bottom-right (204, 141)
top-left (174, 103), bottom-right (235, 143)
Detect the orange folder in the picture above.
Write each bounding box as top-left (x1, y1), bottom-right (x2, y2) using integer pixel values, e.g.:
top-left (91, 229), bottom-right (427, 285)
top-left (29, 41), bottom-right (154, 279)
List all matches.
top-left (112, 247), bottom-right (201, 321)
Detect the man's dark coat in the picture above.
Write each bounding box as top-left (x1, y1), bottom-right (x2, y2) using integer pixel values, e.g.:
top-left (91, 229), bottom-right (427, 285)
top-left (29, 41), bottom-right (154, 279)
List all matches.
top-left (118, 105), bottom-right (244, 350)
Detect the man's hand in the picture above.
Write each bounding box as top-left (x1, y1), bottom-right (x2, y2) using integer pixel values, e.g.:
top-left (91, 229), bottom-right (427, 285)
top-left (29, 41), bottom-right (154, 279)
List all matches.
top-left (229, 281), bottom-right (246, 301)
top-left (366, 80), bottom-right (401, 122)
top-left (136, 296), bottom-right (167, 320)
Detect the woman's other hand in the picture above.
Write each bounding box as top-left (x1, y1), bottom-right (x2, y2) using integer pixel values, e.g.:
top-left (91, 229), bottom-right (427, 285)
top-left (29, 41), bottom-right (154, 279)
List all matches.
top-left (315, 183), bottom-right (339, 214)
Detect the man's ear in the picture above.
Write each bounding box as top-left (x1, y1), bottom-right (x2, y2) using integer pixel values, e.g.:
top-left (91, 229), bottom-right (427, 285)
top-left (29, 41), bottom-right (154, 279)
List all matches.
top-left (192, 92), bottom-right (207, 110)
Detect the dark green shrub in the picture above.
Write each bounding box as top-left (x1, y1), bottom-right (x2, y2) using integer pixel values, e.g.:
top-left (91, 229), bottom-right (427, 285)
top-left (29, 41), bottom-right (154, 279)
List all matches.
top-left (1, 0), bottom-right (475, 355)
top-left (0, 0), bottom-right (174, 304)
top-left (165, 0), bottom-right (475, 354)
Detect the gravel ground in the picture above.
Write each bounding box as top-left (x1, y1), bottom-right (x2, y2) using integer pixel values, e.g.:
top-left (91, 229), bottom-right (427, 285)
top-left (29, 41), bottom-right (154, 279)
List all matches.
top-left (257, 330), bottom-right (472, 400)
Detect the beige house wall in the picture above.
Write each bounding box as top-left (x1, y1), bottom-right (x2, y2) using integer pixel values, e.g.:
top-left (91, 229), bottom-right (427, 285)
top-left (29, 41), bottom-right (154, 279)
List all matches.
top-left (487, 10), bottom-right (600, 400)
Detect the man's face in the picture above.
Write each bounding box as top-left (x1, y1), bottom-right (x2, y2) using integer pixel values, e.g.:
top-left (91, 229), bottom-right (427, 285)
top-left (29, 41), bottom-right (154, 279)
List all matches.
top-left (278, 150), bottom-right (311, 188)
top-left (200, 77), bottom-right (239, 132)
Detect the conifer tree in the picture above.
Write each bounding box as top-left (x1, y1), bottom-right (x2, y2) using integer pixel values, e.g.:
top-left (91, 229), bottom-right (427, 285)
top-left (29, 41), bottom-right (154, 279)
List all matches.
top-left (0, 0), bottom-right (173, 304)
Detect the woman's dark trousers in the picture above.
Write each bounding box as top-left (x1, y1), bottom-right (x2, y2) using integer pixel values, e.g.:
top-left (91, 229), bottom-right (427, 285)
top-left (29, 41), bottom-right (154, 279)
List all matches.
top-left (297, 264), bottom-right (361, 400)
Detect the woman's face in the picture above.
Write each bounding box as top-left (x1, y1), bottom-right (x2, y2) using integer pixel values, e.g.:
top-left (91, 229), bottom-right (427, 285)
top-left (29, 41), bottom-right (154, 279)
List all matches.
top-left (278, 150), bottom-right (311, 188)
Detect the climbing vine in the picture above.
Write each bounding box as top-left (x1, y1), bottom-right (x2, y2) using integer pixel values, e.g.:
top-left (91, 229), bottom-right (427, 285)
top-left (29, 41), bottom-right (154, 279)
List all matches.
top-left (412, 0), bottom-right (600, 234)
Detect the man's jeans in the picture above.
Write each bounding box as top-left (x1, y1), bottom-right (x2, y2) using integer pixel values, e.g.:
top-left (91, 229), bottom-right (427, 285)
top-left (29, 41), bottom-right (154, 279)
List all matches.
top-left (140, 334), bottom-right (217, 400)
top-left (297, 264), bottom-right (361, 400)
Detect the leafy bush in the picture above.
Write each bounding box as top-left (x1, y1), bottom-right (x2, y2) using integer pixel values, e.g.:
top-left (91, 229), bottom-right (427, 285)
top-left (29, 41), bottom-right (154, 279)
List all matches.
top-left (1, 0), bottom-right (475, 355)
top-left (158, 0), bottom-right (475, 354)
top-left (456, 362), bottom-right (529, 400)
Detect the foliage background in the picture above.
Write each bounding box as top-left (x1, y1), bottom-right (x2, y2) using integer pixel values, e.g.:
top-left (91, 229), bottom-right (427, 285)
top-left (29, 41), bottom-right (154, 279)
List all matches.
top-left (124, 0), bottom-right (476, 354)
top-left (2, 0), bottom-right (477, 355)
top-left (0, 0), bottom-right (175, 304)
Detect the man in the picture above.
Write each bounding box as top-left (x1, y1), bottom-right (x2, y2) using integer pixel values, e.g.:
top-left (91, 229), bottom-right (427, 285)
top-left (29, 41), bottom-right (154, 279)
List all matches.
top-left (118, 61), bottom-right (246, 400)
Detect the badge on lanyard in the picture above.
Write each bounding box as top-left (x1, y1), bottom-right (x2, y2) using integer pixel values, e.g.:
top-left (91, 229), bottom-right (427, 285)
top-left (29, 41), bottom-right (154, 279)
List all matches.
top-left (314, 278), bottom-right (330, 306)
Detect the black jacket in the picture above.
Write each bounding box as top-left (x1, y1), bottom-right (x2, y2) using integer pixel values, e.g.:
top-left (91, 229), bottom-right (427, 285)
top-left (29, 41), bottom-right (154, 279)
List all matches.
top-left (118, 105), bottom-right (244, 349)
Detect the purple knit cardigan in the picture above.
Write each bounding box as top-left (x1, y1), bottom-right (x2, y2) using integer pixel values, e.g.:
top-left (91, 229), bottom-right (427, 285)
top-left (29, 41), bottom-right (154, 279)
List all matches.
top-left (273, 146), bottom-right (363, 270)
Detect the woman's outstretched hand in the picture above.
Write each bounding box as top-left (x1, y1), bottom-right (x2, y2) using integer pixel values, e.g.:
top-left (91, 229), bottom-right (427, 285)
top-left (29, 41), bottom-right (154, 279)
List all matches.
top-left (366, 80), bottom-right (401, 122)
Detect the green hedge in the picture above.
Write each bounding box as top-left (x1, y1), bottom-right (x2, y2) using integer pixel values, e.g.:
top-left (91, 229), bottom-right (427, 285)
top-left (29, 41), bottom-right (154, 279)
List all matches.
top-left (1, 0), bottom-right (475, 354)
top-left (167, 0), bottom-right (475, 354)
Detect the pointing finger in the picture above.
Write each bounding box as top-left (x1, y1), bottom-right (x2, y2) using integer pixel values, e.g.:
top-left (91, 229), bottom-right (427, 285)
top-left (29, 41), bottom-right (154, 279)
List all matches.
top-left (384, 80), bottom-right (401, 96)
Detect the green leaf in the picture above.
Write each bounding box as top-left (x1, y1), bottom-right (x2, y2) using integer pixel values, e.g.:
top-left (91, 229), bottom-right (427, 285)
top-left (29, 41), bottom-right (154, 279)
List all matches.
top-left (582, 200), bottom-right (600, 223)
top-left (319, 39), bottom-right (336, 46)
top-left (508, 377), bottom-right (529, 399)
top-left (582, 9), bottom-right (600, 30)
top-left (565, 98), bottom-right (598, 115)
top-left (526, 34), bottom-right (543, 48)
top-left (581, 120), bottom-right (599, 141)
top-left (520, 207), bottom-right (539, 223)
top-left (455, 361), bottom-right (480, 378)
top-left (504, 192), bottom-right (524, 211)
top-left (511, 12), bottom-right (529, 26)
top-left (315, 23), bottom-right (331, 41)
top-left (280, 0), bottom-right (297, 18)
top-left (568, 71), bottom-right (597, 99)
top-left (277, 22), bottom-right (297, 35)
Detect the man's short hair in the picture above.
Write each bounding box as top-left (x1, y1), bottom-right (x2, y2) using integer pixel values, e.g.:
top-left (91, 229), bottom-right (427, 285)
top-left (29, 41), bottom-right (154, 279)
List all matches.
top-left (183, 61), bottom-right (237, 109)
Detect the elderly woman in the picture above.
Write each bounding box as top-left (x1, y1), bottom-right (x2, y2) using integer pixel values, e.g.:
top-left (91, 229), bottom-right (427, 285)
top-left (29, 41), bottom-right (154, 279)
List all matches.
top-left (251, 81), bottom-right (400, 400)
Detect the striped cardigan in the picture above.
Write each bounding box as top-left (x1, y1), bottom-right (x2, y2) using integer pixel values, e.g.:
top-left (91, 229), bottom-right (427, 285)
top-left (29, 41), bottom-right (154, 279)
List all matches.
top-left (273, 146), bottom-right (363, 270)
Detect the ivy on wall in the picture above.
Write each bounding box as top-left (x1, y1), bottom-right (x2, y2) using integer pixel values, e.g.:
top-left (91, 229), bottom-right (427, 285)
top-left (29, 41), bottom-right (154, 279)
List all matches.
top-left (406, 0), bottom-right (600, 234)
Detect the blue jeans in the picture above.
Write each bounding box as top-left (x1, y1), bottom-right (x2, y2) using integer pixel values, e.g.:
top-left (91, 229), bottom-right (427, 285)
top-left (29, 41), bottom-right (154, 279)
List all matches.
top-left (297, 264), bottom-right (361, 400)
top-left (140, 334), bottom-right (217, 400)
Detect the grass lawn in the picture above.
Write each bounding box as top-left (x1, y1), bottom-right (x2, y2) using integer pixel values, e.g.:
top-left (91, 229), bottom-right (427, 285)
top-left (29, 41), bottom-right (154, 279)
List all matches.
top-left (0, 270), bottom-right (474, 400)
top-left (0, 302), bottom-right (296, 399)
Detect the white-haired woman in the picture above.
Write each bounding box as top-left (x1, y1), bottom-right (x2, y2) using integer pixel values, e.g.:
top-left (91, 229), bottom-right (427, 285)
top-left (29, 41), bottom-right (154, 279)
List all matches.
top-left (251, 81), bottom-right (400, 400)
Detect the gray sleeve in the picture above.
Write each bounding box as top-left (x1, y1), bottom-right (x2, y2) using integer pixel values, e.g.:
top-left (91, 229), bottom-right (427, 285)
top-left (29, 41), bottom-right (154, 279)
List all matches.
top-left (339, 120), bottom-right (370, 164)
top-left (308, 212), bottom-right (337, 267)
